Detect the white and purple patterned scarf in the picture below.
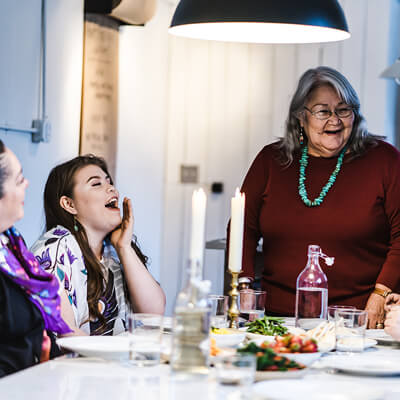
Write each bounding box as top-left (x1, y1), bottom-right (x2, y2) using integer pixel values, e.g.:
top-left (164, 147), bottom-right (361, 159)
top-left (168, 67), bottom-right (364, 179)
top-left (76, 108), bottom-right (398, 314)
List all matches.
top-left (0, 227), bottom-right (71, 334)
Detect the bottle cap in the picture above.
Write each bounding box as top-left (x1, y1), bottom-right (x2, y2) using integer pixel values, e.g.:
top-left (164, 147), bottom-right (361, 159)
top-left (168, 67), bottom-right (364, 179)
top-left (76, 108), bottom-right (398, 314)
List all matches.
top-left (238, 277), bottom-right (253, 284)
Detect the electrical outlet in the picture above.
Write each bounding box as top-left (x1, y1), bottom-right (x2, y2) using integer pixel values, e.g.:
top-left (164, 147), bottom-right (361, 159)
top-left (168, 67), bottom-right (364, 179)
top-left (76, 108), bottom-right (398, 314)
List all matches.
top-left (181, 165), bottom-right (199, 183)
top-left (32, 118), bottom-right (51, 143)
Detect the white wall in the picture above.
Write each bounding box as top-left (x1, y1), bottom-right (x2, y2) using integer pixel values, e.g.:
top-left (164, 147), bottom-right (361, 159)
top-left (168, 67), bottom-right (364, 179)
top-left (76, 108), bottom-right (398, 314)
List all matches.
top-left (117, 2), bottom-right (170, 282)
top-left (0, 0), bottom-right (84, 245)
top-left (118, 0), bottom-right (399, 315)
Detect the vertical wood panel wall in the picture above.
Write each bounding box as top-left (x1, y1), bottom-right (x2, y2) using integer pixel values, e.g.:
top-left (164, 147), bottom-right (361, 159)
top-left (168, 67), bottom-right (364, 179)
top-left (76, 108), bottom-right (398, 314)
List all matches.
top-left (119, 0), bottom-right (399, 314)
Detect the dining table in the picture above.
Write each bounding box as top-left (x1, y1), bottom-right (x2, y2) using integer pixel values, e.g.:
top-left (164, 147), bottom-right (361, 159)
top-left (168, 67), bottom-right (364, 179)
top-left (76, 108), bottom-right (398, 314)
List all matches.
top-left (2, 322), bottom-right (400, 399)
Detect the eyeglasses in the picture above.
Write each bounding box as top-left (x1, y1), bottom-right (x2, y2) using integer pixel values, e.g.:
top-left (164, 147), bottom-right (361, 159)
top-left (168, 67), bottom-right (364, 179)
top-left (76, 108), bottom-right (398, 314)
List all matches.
top-left (304, 106), bottom-right (354, 120)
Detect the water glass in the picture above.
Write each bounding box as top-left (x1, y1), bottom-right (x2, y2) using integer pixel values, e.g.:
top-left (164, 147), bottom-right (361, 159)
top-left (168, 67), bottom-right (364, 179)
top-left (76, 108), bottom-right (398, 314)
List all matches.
top-left (128, 313), bottom-right (163, 366)
top-left (335, 309), bottom-right (368, 353)
top-left (239, 289), bottom-right (266, 322)
top-left (328, 305), bottom-right (356, 321)
top-left (214, 353), bottom-right (256, 387)
top-left (208, 294), bottom-right (228, 328)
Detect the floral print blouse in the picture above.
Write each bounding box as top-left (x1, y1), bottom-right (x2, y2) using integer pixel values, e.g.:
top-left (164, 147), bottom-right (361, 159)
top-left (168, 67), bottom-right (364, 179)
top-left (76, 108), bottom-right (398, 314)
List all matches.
top-left (31, 226), bottom-right (129, 335)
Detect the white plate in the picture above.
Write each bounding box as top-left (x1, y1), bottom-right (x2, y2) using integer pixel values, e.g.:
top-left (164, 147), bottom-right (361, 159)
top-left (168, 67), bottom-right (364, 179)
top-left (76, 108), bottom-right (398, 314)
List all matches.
top-left (255, 368), bottom-right (307, 381)
top-left (335, 338), bottom-right (377, 352)
top-left (210, 332), bottom-right (246, 347)
top-left (252, 379), bottom-right (384, 399)
top-left (366, 329), bottom-right (400, 345)
top-left (324, 355), bottom-right (400, 376)
top-left (57, 336), bottom-right (130, 361)
top-left (277, 352), bottom-right (322, 366)
top-left (364, 338), bottom-right (378, 348)
top-left (244, 331), bottom-right (276, 345)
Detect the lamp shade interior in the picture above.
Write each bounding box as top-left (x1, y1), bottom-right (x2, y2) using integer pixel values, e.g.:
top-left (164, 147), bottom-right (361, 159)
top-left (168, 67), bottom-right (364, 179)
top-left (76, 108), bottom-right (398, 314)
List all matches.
top-left (169, 0), bottom-right (350, 44)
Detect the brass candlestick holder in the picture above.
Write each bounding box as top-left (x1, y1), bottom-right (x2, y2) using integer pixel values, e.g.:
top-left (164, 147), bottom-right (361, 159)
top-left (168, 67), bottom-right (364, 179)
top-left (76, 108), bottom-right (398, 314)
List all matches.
top-left (228, 270), bottom-right (242, 329)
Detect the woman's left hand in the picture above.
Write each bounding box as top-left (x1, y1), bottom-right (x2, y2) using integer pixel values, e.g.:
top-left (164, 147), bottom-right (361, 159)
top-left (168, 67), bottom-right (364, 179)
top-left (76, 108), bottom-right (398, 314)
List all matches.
top-left (111, 197), bottom-right (134, 251)
top-left (365, 292), bottom-right (386, 329)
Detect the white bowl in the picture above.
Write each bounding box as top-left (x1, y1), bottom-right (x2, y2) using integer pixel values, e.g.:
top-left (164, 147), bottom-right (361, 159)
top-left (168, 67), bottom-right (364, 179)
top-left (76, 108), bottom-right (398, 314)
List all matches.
top-left (277, 352), bottom-right (322, 366)
top-left (210, 332), bottom-right (246, 347)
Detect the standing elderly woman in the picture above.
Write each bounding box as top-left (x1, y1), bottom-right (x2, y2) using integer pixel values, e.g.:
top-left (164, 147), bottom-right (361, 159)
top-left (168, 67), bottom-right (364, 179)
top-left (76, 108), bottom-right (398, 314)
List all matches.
top-left (31, 155), bottom-right (165, 336)
top-left (0, 141), bottom-right (70, 377)
top-left (241, 66), bottom-right (400, 329)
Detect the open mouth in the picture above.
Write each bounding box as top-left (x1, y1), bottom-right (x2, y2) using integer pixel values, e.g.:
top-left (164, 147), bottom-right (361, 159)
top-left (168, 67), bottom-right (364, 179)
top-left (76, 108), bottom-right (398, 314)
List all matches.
top-left (324, 128), bottom-right (342, 135)
top-left (105, 197), bottom-right (119, 210)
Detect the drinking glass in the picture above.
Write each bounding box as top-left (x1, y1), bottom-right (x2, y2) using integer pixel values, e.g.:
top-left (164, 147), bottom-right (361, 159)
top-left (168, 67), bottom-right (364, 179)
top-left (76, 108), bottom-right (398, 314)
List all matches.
top-left (214, 353), bottom-right (256, 387)
top-left (328, 305), bottom-right (356, 321)
top-left (239, 289), bottom-right (266, 322)
top-left (128, 313), bottom-right (163, 366)
top-left (208, 294), bottom-right (228, 328)
top-left (335, 309), bottom-right (368, 353)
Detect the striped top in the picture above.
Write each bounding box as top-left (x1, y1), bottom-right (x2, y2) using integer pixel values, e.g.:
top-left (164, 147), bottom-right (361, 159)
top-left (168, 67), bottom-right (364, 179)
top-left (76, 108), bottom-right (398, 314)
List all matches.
top-left (31, 226), bottom-right (129, 335)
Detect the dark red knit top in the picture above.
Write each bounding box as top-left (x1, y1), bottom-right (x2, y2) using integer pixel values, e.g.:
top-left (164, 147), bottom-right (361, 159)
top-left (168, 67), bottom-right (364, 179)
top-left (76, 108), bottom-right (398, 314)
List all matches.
top-left (241, 140), bottom-right (400, 316)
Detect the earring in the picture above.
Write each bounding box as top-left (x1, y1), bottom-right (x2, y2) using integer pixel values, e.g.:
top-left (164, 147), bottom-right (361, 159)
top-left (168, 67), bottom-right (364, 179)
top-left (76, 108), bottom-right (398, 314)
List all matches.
top-left (299, 127), bottom-right (304, 145)
top-left (73, 216), bottom-right (79, 232)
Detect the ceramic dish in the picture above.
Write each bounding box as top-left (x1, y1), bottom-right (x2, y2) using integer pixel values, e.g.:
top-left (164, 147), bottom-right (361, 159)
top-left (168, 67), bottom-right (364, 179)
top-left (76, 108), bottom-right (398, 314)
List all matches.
top-left (210, 331), bottom-right (246, 347)
top-left (254, 368), bottom-right (307, 381)
top-left (324, 356), bottom-right (400, 376)
top-left (366, 329), bottom-right (400, 345)
top-left (57, 336), bottom-right (130, 361)
top-left (335, 338), bottom-right (377, 352)
top-left (277, 351), bottom-right (322, 366)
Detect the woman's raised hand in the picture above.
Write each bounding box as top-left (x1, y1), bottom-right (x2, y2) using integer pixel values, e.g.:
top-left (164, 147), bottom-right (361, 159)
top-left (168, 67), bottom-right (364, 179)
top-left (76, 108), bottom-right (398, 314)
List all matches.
top-left (111, 197), bottom-right (134, 250)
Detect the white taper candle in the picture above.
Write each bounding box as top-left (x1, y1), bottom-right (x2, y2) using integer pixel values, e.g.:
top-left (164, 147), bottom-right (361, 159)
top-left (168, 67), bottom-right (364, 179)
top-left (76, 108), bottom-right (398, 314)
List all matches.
top-left (228, 188), bottom-right (245, 272)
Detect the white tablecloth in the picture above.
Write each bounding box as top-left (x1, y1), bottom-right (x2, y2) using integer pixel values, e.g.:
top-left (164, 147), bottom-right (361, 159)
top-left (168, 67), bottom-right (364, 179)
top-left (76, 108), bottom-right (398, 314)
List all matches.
top-left (2, 342), bottom-right (400, 399)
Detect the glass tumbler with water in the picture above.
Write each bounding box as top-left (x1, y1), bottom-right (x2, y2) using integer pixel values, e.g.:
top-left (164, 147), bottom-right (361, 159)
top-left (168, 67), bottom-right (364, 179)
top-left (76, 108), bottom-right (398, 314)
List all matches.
top-left (208, 294), bottom-right (228, 328)
top-left (239, 290), bottom-right (266, 322)
top-left (295, 245), bottom-right (334, 330)
top-left (128, 313), bottom-right (163, 366)
top-left (335, 309), bottom-right (368, 352)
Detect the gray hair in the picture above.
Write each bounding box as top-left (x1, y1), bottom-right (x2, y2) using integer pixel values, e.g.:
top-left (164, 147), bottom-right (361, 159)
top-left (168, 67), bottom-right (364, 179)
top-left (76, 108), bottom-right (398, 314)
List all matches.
top-left (277, 66), bottom-right (378, 165)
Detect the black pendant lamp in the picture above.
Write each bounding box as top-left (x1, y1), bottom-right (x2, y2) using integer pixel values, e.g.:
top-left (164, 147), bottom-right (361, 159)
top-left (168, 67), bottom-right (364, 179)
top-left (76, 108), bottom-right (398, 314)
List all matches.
top-left (169, 0), bottom-right (350, 44)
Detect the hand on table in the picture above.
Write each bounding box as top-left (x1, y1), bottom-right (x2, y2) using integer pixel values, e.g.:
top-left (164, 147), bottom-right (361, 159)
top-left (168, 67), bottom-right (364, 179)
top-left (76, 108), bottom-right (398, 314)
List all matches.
top-left (40, 330), bottom-right (51, 363)
top-left (385, 293), bottom-right (400, 311)
top-left (364, 292), bottom-right (385, 329)
top-left (384, 307), bottom-right (400, 340)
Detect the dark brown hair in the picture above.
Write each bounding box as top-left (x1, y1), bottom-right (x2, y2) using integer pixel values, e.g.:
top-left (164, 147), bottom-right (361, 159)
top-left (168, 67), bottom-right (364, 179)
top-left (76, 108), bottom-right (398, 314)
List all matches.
top-left (43, 154), bottom-right (147, 328)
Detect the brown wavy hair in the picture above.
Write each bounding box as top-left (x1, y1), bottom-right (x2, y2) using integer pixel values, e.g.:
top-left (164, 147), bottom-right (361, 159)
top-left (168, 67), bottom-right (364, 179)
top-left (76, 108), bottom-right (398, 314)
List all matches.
top-left (43, 155), bottom-right (148, 328)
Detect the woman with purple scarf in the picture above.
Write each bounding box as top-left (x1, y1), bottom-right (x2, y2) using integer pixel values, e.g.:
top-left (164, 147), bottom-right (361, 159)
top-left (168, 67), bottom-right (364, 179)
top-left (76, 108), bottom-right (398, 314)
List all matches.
top-left (0, 141), bottom-right (70, 377)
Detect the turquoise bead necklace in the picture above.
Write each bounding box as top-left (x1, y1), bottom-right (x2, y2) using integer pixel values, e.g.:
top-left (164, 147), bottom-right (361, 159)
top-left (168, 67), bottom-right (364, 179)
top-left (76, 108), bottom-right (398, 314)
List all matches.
top-left (298, 145), bottom-right (347, 207)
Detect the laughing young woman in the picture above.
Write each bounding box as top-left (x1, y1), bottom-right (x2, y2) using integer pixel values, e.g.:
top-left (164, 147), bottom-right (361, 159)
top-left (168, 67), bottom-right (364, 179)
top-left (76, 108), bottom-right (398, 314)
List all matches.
top-left (31, 155), bottom-right (165, 336)
top-left (240, 66), bottom-right (400, 329)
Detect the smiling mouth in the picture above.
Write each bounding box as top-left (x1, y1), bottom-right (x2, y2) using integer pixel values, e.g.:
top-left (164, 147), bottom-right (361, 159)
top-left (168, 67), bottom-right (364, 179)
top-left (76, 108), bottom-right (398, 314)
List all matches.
top-left (105, 198), bottom-right (119, 209)
top-left (324, 128), bottom-right (342, 135)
